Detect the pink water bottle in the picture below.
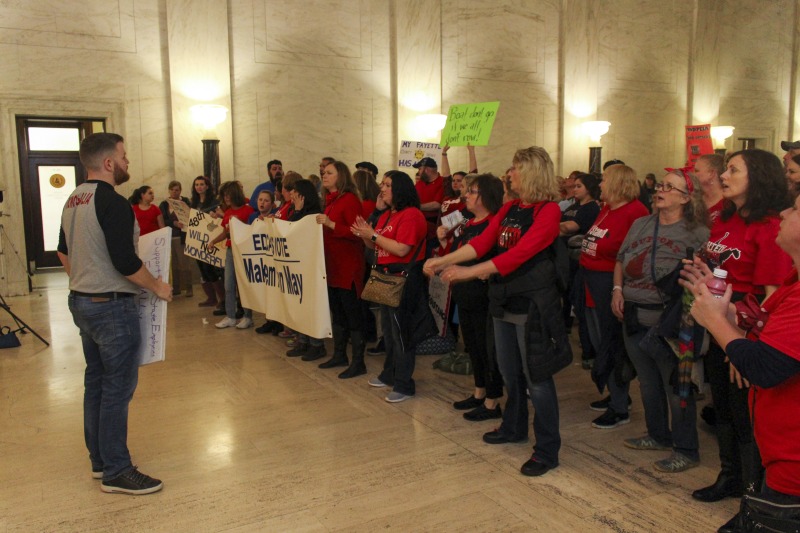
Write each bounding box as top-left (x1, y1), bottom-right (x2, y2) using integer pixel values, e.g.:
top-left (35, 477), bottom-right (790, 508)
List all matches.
top-left (706, 268), bottom-right (728, 298)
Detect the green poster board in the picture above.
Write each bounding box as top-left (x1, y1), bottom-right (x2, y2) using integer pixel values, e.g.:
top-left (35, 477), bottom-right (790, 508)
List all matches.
top-left (439, 101), bottom-right (500, 146)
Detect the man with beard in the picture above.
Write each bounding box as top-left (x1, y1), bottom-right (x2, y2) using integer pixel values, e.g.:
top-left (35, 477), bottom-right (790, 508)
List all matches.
top-left (57, 132), bottom-right (172, 495)
top-left (249, 159), bottom-right (284, 209)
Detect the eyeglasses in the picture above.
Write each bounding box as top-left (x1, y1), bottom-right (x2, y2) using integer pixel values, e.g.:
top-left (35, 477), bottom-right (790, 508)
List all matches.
top-left (466, 188), bottom-right (479, 195)
top-left (655, 182), bottom-right (688, 194)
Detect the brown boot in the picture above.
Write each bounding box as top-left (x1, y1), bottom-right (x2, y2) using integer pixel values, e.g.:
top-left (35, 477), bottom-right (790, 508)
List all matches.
top-left (198, 282), bottom-right (216, 307)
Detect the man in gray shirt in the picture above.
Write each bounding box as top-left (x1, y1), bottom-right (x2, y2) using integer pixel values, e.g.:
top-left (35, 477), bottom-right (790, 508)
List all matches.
top-left (58, 132), bottom-right (172, 495)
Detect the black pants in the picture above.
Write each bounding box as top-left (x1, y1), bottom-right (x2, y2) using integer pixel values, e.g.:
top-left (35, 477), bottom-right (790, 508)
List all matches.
top-left (459, 305), bottom-right (503, 399)
top-left (328, 285), bottom-right (362, 331)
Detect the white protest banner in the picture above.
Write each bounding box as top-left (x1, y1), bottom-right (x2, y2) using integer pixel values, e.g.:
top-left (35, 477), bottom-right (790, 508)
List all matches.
top-left (183, 208), bottom-right (227, 268)
top-left (428, 274), bottom-right (451, 337)
top-left (398, 140), bottom-right (442, 171)
top-left (136, 227), bottom-right (171, 365)
top-left (166, 198), bottom-right (191, 229)
top-left (230, 217), bottom-right (332, 339)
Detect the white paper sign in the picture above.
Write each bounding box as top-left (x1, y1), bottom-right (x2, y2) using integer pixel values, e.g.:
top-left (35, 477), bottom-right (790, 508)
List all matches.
top-left (183, 208), bottom-right (227, 268)
top-left (166, 198), bottom-right (191, 229)
top-left (397, 140), bottom-right (442, 171)
top-left (230, 217), bottom-right (332, 339)
top-left (441, 209), bottom-right (466, 230)
top-left (136, 227), bottom-right (171, 365)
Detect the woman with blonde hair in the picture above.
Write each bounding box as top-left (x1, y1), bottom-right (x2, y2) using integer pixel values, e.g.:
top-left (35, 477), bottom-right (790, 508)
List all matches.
top-left (424, 146), bottom-right (570, 477)
top-left (577, 164), bottom-right (649, 429)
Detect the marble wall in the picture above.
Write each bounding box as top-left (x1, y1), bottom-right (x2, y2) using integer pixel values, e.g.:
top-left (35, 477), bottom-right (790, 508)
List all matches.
top-left (0, 0), bottom-right (798, 295)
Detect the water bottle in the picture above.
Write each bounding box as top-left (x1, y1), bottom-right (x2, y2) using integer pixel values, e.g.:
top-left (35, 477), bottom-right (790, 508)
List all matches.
top-left (706, 268), bottom-right (728, 298)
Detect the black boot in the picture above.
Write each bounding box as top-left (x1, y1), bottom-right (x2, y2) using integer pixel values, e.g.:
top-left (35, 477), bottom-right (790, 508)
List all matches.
top-left (319, 325), bottom-right (349, 369)
top-left (339, 330), bottom-right (367, 379)
top-left (301, 344), bottom-right (327, 362)
top-left (692, 423), bottom-right (743, 502)
top-left (739, 441), bottom-right (764, 495)
top-left (716, 513), bottom-right (740, 533)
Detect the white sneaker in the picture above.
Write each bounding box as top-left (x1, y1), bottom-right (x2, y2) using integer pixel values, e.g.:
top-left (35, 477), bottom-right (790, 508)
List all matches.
top-left (215, 317), bottom-right (238, 329)
top-left (236, 317), bottom-right (253, 329)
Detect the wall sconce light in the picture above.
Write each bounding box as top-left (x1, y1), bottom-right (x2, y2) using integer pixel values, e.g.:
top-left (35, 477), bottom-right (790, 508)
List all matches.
top-left (190, 104), bottom-right (229, 133)
top-left (582, 121), bottom-right (611, 173)
top-left (412, 113), bottom-right (448, 141)
top-left (190, 104), bottom-right (229, 188)
top-left (711, 126), bottom-right (735, 153)
top-left (582, 121), bottom-right (611, 145)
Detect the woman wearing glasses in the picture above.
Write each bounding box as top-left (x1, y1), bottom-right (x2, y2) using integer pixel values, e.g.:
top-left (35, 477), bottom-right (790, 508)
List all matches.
top-left (611, 169), bottom-right (709, 472)
top-left (434, 174), bottom-right (506, 421)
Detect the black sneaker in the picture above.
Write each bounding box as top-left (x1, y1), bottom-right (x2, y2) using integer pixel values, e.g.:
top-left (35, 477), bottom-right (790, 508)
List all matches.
top-left (453, 395), bottom-right (484, 410)
top-left (520, 456), bottom-right (556, 477)
top-left (463, 404), bottom-right (502, 422)
top-left (100, 468), bottom-right (163, 495)
top-left (255, 322), bottom-right (272, 334)
top-left (366, 338), bottom-right (385, 356)
top-left (591, 409), bottom-right (630, 429)
top-left (589, 395), bottom-right (632, 412)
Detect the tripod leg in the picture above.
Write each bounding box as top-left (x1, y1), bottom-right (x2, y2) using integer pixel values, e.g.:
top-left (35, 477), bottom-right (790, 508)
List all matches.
top-left (0, 304), bottom-right (50, 347)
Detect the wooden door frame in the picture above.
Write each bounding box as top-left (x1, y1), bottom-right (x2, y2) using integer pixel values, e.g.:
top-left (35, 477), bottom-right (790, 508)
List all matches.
top-left (15, 116), bottom-right (103, 273)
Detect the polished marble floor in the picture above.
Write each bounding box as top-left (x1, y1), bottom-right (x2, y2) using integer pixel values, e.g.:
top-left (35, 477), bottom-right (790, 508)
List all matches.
top-left (0, 275), bottom-right (738, 532)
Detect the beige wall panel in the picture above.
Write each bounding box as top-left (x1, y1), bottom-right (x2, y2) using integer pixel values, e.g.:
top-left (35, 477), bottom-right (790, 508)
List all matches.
top-left (232, 0), bottom-right (393, 186)
top-left (253, 0), bottom-right (373, 70)
top-left (0, 0), bottom-right (136, 52)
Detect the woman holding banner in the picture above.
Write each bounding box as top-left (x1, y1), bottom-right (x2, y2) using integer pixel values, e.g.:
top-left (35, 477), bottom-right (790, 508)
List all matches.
top-left (351, 171), bottom-right (430, 403)
top-left (207, 181), bottom-right (254, 330)
top-left (315, 162), bottom-right (367, 378)
top-left (190, 176), bottom-right (224, 310)
top-left (424, 147), bottom-right (567, 477)
top-left (285, 180), bottom-right (328, 361)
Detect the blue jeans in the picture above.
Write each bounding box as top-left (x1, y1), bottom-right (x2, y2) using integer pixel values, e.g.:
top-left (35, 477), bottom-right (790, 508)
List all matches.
top-left (225, 247), bottom-right (251, 320)
top-left (493, 317), bottom-right (561, 466)
top-left (68, 293), bottom-right (140, 480)
top-left (624, 328), bottom-right (699, 460)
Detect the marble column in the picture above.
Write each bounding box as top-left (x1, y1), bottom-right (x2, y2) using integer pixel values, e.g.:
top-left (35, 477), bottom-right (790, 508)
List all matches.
top-left (166, 0), bottom-right (234, 185)
top-left (393, 0), bottom-right (443, 147)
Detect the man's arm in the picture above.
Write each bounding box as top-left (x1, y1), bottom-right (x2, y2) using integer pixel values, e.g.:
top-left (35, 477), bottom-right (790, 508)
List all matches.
top-left (126, 264), bottom-right (173, 301)
top-left (57, 251), bottom-right (71, 277)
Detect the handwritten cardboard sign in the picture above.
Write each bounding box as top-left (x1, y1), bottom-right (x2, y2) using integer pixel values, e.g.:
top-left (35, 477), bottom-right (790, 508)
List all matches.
top-left (136, 227), bottom-right (171, 366)
top-left (183, 208), bottom-right (227, 268)
top-left (685, 124), bottom-right (714, 167)
top-left (440, 101), bottom-right (500, 147)
top-left (398, 140), bottom-right (442, 170)
top-left (166, 198), bottom-right (191, 229)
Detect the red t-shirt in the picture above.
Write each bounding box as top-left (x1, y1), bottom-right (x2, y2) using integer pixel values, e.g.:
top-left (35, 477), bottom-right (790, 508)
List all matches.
top-left (747, 270), bottom-right (800, 496)
top-left (375, 208), bottom-right (427, 264)
top-left (469, 200), bottom-right (561, 277)
top-left (132, 204), bottom-right (161, 236)
top-left (579, 200), bottom-right (649, 272)
top-left (361, 199), bottom-right (377, 219)
top-left (222, 204), bottom-right (254, 247)
top-left (322, 191), bottom-right (365, 292)
top-left (274, 202), bottom-right (293, 220)
top-left (707, 198), bottom-right (724, 225)
top-left (440, 196), bottom-right (465, 217)
top-left (416, 175), bottom-right (444, 237)
top-left (704, 211), bottom-right (792, 295)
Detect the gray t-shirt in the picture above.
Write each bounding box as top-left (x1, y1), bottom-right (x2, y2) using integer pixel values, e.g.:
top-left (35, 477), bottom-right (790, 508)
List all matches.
top-left (617, 215), bottom-right (709, 324)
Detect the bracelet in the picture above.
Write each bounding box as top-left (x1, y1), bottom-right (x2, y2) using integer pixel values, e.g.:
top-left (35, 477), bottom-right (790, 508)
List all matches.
top-left (612, 285), bottom-right (622, 292)
top-left (371, 233), bottom-right (378, 242)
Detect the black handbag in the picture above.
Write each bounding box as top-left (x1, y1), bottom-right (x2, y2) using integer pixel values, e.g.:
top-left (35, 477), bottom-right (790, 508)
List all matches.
top-left (739, 494), bottom-right (800, 532)
top-left (0, 326), bottom-right (21, 349)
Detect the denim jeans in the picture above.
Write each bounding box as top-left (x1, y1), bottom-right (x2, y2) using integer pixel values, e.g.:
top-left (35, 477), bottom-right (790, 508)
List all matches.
top-left (225, 247), bottom-right (251, 320)
top-left (624, 328), bottom-right (699, 460)
top-left (493, 317), bottom-right (561, 467)
top-left (68, 293), bottom-right (141, 480)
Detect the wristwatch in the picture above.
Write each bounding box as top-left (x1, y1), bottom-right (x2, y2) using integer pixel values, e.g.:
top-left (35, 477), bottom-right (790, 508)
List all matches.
top-left (371, 233), bottom-right (378, 242)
